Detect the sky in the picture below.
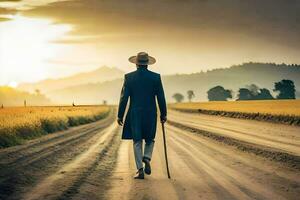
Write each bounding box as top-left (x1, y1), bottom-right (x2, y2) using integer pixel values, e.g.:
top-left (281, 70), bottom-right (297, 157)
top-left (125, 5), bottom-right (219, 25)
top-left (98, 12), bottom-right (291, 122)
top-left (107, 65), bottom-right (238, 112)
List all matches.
top-left (0, 0), bottom-right (300, 86)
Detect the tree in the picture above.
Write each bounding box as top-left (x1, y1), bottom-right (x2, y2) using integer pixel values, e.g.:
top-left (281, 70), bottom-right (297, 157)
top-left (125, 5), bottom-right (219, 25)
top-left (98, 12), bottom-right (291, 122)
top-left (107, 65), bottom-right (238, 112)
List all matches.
top-left (187, 90), bottom-right (195, 102)
top-left (207, 86), bottom-right (232, 101)
top-left (172, 93), bottom-right (184, 103)
top-left (238, 85), bottom-right (274, 100)
top-left (256, 88), bottom-right (274, 100)
top-left (237, 88), bottom-right (253, 100)
top-left (273, 79), bottom-right (296, 99)
top-left (246, 84), bottom-right (260, 96)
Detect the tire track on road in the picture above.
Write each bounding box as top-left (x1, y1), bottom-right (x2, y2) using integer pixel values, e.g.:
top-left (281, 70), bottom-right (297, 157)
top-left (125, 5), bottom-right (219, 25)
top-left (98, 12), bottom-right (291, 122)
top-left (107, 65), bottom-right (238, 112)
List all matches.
top-left (23, 123), bottom-right (120, 200)
top-left (0, 110), bottom-right (116, 200)
top-left (169, 110), bottom-right (300, 150)
top-left (168, 120), bottom-right (300, 169)
top-left (169, 131), bottom-right (285, 199)
top-left (106, 118), bottom-right (300, 200)
top-left (167, 125), bottom-right (299, 183)
top-left (0, 109), bottom-right (114, 165)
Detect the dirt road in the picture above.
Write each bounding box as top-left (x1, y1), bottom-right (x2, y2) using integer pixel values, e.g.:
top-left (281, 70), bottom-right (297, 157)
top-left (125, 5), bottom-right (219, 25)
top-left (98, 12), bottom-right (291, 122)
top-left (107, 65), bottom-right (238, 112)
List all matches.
top-left (106, 110), bottom-right (300, 200)
top-left (0, 109), bottom-right (299, 200)
top-left (0, 110), bottom-right (121, 200)
top-left (168, 110), bottom-right (300, 157)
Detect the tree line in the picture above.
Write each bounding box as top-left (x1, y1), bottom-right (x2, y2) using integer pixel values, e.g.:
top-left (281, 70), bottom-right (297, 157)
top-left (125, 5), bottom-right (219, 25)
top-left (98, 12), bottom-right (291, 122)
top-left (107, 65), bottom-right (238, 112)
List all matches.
top-left (172, 79), bottom-right (296, 102)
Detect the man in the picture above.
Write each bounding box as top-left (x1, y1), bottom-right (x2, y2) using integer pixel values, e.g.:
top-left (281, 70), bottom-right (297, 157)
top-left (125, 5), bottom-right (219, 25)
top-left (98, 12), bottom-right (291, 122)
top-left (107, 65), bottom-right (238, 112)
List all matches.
top-left (117, 52), bottom-right (167, 179)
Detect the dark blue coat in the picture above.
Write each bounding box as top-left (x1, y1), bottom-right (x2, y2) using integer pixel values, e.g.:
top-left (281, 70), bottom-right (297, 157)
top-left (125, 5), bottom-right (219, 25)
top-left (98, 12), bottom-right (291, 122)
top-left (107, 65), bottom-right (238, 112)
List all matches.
top-left (117, 67), bottom-right (167, 142)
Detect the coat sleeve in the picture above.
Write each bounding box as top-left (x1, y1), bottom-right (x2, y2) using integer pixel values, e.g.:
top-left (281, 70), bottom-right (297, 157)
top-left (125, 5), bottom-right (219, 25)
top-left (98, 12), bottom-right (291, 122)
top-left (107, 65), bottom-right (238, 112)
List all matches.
top-left (117, 75), bottom-right (130, 120)
top-left (156, 75), bottom-right (167, 120)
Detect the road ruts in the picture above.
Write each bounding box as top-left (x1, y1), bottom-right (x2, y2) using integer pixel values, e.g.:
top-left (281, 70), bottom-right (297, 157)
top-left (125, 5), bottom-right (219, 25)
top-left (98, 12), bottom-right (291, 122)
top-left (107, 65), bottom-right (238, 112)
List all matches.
top-left (0, 109), bottom-right (121, 200)
top-left (106, 113), bottom-right (300, 200)
top-left (167, 110), bottom-right (300, 157)
top-left (1, 108), bottom-right (300, 200)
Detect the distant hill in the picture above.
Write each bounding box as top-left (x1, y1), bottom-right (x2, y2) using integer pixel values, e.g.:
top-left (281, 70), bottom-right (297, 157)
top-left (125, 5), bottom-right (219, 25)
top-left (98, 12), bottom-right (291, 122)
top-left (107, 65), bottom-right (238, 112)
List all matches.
top-left (162, 62), bottom-right (300, 102)
top-left (0, 87), bottom-right (51, 106)
top-left (18, 66), bottom-right (125, 93)
top-left (49, 79), bottom-right (124, 105)
top-left (46, 63), bottom-right (300, 104)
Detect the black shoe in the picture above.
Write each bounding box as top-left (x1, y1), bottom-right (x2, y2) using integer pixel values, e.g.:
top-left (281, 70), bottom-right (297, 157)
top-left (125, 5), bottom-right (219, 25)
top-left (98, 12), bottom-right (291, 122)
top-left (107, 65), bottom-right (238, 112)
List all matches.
top-left (134, 168), bottom-right (144, 179)
top-left (143, 158), bottom-right (151, 175)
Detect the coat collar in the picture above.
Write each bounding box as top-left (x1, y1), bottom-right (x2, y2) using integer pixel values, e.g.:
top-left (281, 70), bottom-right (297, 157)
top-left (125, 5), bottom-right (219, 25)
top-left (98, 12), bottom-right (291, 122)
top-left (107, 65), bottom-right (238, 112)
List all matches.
top-left (137, 67), bottom-right (148, 71)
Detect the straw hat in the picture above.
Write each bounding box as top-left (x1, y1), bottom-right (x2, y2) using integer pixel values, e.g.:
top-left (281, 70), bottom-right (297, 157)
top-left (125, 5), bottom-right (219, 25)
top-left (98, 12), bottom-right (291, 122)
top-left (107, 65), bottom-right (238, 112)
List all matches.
top-left (129, 52), bottom-right (156, 65)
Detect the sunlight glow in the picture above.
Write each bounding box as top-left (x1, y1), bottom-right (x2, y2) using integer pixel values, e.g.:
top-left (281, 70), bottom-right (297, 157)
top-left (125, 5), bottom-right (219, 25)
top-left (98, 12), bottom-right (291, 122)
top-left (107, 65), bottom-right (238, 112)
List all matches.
top-left (8, 81), bottom-right (18, 88)
top-left (0, 0), bottom-right (69, 10)
top-left (0, 15), bottom-right (72, 85)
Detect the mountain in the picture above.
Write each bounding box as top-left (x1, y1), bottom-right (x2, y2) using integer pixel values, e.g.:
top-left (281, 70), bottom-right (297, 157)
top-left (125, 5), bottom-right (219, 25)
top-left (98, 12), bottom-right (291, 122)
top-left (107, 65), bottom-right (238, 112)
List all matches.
top-left (47, 63), bottom-right (300, 104)
top-left (48, 79), bottom-right (124, 105)
top-left (18, 66), bottom-right (125, 93)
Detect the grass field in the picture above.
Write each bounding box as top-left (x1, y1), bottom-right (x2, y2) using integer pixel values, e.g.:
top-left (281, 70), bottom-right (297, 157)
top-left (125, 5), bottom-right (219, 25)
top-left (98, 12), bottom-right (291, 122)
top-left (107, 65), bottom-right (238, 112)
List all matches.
top-left (0, 106), bottom-right (110, 148)
top-left (170, 100), bottom-right (300, 116)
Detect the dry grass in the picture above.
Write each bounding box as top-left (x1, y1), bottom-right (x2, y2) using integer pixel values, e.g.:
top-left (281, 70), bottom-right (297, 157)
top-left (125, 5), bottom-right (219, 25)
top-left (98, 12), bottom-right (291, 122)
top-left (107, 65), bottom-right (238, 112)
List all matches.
top-left (170, 100), bottom-right (300, 116)
top-left (0, 106), bottom-right (110, 148)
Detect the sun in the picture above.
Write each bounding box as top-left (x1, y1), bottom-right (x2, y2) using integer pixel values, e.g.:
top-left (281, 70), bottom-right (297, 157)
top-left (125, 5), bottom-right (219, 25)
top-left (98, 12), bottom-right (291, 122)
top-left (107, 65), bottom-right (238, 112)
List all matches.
top-left (8, 81), bottom-right (18, 88)
top-left (0, 15), bottom-right (72, 85)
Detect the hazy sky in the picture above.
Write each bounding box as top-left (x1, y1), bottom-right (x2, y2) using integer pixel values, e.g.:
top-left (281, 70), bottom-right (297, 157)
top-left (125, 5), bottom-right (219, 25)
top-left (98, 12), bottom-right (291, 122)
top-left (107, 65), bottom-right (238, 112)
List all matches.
top-left (0, 0), bottom-right (300, 85)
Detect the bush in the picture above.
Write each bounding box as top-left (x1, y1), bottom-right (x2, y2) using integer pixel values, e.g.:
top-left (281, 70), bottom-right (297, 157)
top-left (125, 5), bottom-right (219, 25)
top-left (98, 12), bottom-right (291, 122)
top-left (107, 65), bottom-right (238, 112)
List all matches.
top-left (0, 129), bottom-right (23, 148)
top-left (15, 124), bottom-right (43, 139)
top-left (41, 118), bottom-right (68, 133)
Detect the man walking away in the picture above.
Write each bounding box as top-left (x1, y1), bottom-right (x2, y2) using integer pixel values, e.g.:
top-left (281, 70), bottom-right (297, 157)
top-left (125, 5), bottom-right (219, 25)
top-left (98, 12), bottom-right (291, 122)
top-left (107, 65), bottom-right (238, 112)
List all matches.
top-left (117, 52), bottom-right (167, 179)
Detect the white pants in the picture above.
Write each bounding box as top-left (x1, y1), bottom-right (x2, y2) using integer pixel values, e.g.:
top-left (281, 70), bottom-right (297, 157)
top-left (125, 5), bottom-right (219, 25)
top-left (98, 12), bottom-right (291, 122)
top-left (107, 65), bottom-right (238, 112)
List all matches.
top-left (133, 140), bottom-right (155, 170)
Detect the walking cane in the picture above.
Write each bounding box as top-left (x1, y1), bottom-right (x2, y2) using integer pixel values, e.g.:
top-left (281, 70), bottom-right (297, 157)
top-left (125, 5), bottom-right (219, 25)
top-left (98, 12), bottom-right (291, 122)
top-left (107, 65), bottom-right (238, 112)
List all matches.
top-left (161, 122), bottom-right (171, 179)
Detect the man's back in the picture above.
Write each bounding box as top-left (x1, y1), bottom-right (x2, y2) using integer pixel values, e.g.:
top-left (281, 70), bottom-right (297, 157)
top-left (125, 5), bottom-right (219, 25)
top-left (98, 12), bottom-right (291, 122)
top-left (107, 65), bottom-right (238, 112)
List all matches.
top-left (118, 67), bottom-right (166, 120)
top-left (126, 67), bottom-right (160, 110)
top-left (118, 66), bottom-right (167, 140)
top-left (117, 52), bottom-right (167, 179)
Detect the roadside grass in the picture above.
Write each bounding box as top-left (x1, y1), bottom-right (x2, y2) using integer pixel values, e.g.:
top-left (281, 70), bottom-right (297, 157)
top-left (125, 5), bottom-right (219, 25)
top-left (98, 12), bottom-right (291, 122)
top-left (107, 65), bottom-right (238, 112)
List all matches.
top-left (170, 100), bottom-right (300, 125)
top-left (0, 106), bottom-right (110, 148)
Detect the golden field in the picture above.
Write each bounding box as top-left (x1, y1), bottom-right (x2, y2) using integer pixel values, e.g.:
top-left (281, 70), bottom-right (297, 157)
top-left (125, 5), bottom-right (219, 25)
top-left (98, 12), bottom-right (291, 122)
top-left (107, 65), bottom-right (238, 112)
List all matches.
top-left (0, 106), bottom-right (110, 148)
top-left (170, 100), bottom-right (300, 116)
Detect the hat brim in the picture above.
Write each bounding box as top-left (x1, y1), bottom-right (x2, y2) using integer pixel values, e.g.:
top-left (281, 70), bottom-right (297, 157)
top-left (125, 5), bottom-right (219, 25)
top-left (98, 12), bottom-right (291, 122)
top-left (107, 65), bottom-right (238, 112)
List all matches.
top-left (128, 55), bottom-right (156, 65)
